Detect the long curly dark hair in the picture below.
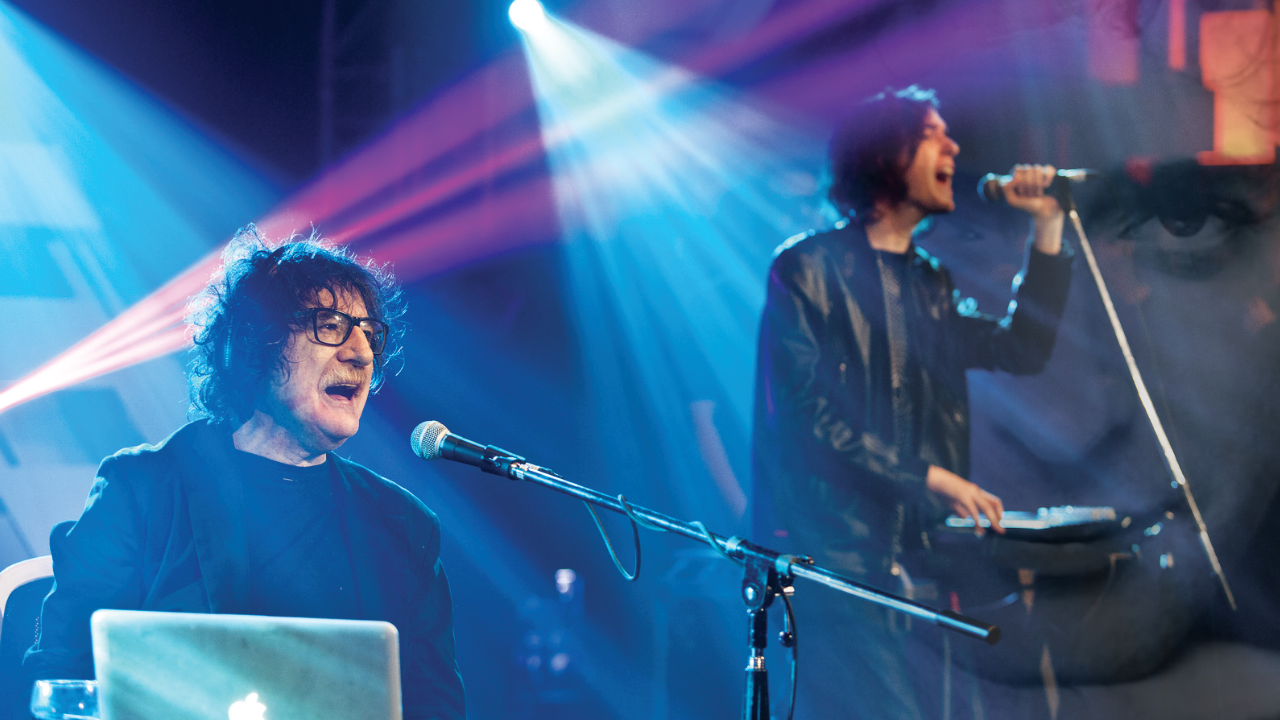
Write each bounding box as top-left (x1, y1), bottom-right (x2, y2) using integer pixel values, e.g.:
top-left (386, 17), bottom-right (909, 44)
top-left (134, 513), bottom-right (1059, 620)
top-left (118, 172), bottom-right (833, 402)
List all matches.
top-left (186, 225), bottom-right (406, 427)
top-left (827, 85), bottom-right (940, 223)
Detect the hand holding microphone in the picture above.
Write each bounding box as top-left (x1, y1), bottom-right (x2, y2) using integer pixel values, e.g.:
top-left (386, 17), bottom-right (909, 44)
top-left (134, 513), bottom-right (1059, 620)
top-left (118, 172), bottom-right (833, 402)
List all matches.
top-left (980, 165), bottom-right (1096, 255)
top-left (980, 166), bottom-right (1097, 212)
top-left (979, 165), bottom-right (1072, 217)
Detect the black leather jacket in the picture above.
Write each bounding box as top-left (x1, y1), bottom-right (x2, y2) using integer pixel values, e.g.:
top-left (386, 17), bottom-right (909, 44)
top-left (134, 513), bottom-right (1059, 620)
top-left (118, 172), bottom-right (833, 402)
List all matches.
top-left (752, 221), bottom-right (1073, 581)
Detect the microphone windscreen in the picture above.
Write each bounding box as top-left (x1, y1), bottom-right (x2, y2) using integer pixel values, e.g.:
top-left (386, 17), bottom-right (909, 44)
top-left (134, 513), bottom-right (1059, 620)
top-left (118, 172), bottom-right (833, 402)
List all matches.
top-left (978, 173), bottom-right (1004, 203)
top-left (410, 421), bottom-right (449, 460)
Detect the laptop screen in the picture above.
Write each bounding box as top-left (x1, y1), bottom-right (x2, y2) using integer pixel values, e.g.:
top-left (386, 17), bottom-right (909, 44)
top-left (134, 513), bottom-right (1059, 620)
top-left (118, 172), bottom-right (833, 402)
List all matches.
top-left (91, 610), bottom-right (401, 720)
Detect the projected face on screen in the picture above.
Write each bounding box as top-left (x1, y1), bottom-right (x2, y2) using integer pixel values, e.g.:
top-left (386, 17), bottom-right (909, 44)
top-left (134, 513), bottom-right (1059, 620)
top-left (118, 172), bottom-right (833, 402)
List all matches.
top-left (964, 157), bottom-right (1280, 639)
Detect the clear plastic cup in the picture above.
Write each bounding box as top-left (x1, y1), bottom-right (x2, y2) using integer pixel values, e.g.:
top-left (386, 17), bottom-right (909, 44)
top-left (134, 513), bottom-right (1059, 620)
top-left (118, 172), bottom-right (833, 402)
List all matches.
top-left (29, 679), bottom-right (99, 720)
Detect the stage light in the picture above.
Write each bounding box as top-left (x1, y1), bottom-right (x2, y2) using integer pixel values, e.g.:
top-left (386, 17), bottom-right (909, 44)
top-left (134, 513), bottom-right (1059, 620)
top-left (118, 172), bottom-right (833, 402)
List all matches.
top-left (2, 0), bottom-right (855, 419)
top-left (0, 3), bottom-right (273, 417)
top-left (508, 0), bottom-right (547, 32)
top-left (518, 19), bottom-right (824, 524)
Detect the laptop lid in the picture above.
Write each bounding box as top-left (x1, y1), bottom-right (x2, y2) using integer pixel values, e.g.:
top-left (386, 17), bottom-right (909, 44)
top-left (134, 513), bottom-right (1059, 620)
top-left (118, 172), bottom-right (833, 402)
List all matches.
top-left (91, 610), bottom-right (401, 720)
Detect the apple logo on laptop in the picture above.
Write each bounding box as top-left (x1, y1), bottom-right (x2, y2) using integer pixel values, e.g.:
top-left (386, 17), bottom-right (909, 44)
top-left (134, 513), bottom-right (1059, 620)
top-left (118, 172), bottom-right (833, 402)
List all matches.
top-left (229, 692), bottom-right (267, 720)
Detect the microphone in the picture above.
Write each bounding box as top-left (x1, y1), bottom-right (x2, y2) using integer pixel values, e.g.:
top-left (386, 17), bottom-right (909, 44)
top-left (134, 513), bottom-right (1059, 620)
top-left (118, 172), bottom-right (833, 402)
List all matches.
top-left (979, 168), bottom-right (1095, 203)
top-left (410, 421), bottom-right (524, 477)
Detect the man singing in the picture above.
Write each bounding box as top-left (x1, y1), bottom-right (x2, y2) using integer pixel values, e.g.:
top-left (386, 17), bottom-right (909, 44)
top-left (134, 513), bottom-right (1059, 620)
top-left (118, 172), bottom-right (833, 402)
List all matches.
top-left (24, 228), bottom-right (465, 720)
top-left (752, 86), bottom-right (1072, 718)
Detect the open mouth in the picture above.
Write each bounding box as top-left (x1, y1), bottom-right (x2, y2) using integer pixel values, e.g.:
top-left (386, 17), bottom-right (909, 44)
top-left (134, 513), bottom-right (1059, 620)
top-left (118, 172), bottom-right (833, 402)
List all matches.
top-left (936, 169), bottom-right (954, 184)
top-left (325, 384), bottom-right (359, 401)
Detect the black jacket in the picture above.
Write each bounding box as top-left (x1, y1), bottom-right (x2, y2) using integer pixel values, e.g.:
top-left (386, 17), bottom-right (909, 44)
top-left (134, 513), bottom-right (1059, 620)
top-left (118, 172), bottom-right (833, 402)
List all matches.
top-left (752, 221), bottom-right (1073, 580)
top-left (24, 420), bottom-right (465, 720)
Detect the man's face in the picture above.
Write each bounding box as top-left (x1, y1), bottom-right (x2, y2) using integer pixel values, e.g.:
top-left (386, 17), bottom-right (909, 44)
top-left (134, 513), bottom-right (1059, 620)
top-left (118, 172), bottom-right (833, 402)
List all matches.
top-left (262, 288), bottom-right (376, 456)
top-left (901, 108), bottom-right (960, 216)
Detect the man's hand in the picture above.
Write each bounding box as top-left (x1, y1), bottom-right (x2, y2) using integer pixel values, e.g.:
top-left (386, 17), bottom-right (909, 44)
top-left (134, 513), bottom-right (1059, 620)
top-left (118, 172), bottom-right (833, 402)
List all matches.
top-left (1003, 164), bottom-right (1065, 256)
top-left (926, 465), bottom-right (1005, 535)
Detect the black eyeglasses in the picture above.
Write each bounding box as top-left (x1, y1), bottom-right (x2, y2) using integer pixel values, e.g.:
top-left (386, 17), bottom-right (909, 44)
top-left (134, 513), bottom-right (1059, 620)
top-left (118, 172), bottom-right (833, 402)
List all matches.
top-left (298, 308), bottom-right (389, 355)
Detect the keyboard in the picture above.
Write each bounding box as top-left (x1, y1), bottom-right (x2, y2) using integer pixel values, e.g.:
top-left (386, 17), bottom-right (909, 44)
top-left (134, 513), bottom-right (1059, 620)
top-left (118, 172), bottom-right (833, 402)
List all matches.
top-left (942, 506), bottom-right (1122, 542)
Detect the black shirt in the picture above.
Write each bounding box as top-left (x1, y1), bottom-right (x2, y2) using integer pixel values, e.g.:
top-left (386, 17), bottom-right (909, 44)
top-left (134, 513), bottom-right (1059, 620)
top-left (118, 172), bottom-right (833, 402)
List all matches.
top-left (855, 247), bottom-right (923, 461)
top-left (232, 450), bottom-right (360, 620)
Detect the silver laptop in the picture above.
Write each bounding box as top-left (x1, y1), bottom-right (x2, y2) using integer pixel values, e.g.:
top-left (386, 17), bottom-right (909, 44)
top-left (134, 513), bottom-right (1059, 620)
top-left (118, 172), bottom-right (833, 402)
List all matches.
top-left (91, 610), bottom-right (402, 720)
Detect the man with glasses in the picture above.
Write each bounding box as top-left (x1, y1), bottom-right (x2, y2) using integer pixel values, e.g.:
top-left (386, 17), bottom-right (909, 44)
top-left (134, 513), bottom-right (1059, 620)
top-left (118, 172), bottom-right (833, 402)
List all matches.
top-left (24, 227), bottom-right (465, 720)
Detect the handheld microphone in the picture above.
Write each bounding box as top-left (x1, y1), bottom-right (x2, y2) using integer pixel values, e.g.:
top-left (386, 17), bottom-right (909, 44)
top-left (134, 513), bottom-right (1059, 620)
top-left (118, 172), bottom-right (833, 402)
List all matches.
top-left (979, 168), bottom-right (1095, 203)
top-left (410, 421), bottom-right (523, 477)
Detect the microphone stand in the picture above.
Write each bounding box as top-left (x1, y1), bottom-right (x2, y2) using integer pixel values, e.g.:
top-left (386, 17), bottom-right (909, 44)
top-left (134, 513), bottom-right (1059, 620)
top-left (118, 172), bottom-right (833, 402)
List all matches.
top-left (1056, 182), bottom-right (1236, 609)
top-left (470, 454), bottom-right (1000, 720)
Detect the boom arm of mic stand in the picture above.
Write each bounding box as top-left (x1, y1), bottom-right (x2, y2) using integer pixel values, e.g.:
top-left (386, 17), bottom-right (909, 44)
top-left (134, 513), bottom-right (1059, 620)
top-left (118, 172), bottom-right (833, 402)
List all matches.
top-left (501, 459), bottom-right (1000, 643)
top-left (1060, 189), bottom-right (1236, 610)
